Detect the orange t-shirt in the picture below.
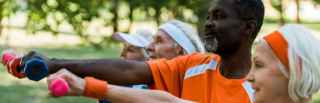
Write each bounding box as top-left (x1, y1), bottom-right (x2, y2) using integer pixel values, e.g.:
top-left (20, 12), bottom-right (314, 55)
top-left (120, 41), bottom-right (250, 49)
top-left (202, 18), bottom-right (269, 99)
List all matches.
top-left (147, 53), bottom-right (254, 103)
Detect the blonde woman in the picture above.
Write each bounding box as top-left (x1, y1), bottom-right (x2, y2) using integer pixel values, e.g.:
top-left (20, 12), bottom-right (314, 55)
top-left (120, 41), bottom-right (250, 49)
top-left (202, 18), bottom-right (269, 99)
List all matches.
top-left (247, 24), bottom-right (320, 103)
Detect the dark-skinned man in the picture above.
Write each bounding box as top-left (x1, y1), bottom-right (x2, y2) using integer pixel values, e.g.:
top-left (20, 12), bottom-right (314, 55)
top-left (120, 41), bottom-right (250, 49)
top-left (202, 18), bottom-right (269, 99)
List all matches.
top-left (5, 0), bottom-right (265, 103)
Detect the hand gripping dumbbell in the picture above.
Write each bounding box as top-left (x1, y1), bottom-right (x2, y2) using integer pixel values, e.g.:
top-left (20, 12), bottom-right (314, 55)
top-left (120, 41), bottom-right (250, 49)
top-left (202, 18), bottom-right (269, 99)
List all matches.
top-left (1, 51), bottom-right (49, 81)
top-left (49, 78), bottom-right (70, 96)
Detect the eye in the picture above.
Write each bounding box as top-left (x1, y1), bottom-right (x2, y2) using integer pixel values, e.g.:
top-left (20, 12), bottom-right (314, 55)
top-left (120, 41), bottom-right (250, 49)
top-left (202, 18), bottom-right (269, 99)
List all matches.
top-left (212, 10), bottom-right (225, 20)
top-left (127, 47), bottom-right (134, 52)
top-left (254, 60), bottom-right (264, 69)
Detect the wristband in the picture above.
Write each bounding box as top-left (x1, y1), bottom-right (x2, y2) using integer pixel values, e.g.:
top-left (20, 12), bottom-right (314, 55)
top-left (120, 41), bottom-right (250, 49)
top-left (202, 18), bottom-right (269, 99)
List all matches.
top-left (84, 77), bottom-right (108, 99)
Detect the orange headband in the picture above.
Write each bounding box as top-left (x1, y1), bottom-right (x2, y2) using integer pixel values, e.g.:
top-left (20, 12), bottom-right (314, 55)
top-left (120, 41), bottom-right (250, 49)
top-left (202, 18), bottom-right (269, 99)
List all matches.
top-left (263, 31), bottom-right (289, 69)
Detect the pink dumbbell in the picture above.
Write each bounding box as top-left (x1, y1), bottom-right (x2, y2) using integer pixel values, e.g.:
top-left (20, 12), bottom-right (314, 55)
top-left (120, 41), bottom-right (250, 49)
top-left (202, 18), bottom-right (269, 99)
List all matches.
top-left (49, 78), bottom-right (70, 97)
top-left (1, 51), bottom-right (16, 65)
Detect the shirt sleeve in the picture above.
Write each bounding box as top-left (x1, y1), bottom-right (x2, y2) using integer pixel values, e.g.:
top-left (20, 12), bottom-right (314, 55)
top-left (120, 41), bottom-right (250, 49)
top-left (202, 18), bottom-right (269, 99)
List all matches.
top-left (146, 53), bottom-right (213, 97)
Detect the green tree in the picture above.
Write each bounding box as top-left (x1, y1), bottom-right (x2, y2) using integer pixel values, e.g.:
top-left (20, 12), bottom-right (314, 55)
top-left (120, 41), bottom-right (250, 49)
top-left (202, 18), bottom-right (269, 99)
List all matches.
top-left (23, 0), bottom-right (215, 49)
top-left (0, 0), bottom-right (19, 36)
top-left (270, 0), bottom-right (285, 25)
top-left (125, 0), bottom-right (144, 31)
top-left (26, 0), bottom-right (109, 49)
top-left (294, 0), bottom-right (301, 23)
top-left (183, 0), bottom-right (210, 33)
top-left (314, 0), bottom-right (320, 6)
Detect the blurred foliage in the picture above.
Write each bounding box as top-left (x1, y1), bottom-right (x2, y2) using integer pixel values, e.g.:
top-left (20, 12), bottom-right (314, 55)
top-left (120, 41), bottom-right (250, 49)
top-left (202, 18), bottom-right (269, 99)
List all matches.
top-left (0, 0), bottom-right (319, 49)
top-left (314, 0), bottom-right (320, 4)
top-left (0, 0), bottom-right (19, 36)
top-left (0, 0), bottom-right (19, 18)
top-left (270, 0), bottom-right (285, 25)
top-left (23, 0), bottom-right (210, 49)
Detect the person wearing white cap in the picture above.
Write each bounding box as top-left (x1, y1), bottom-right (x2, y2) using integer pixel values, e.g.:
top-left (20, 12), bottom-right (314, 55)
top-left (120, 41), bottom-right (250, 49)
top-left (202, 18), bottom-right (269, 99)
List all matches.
top-left (112, 29), bottom-right (153, 61)
top-left (95, 29), bottom-right (153, 103)
top-left (247, 24), bottom-right (320, 103)
top-left (147, 20), bottom-right (206, 59)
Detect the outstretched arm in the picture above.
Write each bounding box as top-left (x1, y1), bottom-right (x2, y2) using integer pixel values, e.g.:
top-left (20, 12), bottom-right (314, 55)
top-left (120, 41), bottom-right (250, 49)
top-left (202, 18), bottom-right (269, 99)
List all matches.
top-left (47, 69), bottom-right (194, 103)
top-left (28, 51), bottom-right (154, 85)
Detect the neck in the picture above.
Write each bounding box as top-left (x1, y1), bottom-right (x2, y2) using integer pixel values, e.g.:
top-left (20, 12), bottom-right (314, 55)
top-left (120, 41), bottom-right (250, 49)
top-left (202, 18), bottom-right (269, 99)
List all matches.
top-left (219, 43), bottom-right (252, 79)
top-left (271, 96), bottom-right (296, 103)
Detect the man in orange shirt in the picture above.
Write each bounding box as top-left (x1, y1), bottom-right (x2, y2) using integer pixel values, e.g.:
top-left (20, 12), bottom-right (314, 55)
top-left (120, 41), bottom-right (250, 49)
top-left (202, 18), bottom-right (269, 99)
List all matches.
top-left (6, 0), bottom-right (265, 102)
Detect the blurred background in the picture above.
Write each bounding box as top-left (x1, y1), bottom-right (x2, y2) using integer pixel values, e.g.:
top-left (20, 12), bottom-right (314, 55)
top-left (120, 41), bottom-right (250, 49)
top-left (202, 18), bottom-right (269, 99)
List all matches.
top-left (0, 0), bottom-right (319, 103)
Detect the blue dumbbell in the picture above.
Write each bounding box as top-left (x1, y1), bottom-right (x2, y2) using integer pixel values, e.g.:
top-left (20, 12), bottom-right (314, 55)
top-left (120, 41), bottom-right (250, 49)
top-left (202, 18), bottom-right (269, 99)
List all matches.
top-left (22, 56), bottom-right (49, 81)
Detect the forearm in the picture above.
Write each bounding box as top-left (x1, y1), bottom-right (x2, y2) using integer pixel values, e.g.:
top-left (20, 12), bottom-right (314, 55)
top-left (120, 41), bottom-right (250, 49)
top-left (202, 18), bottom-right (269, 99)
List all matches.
top-left (49, 58), bottom-right (153, 85)
top-left (106, 85), bottom-right (194, 103)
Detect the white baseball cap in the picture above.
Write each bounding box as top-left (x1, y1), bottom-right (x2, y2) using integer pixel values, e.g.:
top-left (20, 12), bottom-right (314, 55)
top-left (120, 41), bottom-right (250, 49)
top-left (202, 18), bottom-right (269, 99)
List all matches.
top-left (113, 29), bottom-right (153, 48)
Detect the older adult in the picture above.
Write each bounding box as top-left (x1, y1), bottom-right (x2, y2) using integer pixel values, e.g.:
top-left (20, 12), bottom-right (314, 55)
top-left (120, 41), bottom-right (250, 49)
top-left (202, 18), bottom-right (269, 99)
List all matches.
top-left (112, 29), bottom-right (153, 61)
top-left (147, 20), bottom-right (206, 59)
top-left (247, 24), bottom-right (320, 103)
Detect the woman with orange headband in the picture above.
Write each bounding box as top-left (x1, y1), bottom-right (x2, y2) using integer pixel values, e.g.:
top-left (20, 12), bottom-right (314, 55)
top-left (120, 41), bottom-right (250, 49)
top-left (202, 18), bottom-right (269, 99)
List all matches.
top-left (247, 24), bottom-right (320, 103)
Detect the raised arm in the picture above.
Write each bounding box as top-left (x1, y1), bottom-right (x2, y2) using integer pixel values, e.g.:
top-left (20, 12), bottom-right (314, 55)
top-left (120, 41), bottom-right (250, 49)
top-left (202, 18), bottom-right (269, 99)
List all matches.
top-left (27, 51), bottom-right (154, 85)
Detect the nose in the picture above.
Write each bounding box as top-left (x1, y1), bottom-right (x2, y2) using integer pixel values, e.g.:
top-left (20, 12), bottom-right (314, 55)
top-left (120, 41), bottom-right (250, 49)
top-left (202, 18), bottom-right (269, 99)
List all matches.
top-left (147, 42), bottom-right (155, 53)
top-left (120, 51), bottom-right (126, 58)
top-left (205, 20), bottom-right (215, 31)
top-left (246, 70), bottom-right (255, 83)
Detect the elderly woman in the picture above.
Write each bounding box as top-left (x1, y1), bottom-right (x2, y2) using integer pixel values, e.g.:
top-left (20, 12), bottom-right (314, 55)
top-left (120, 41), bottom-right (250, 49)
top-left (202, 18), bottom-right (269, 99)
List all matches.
top-left (247, 24), bottom-right (320, 103)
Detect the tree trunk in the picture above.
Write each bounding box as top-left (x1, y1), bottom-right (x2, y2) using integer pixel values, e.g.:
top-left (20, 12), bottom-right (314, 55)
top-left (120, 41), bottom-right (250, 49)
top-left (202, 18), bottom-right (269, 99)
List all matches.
top-left (112, 0), bottom-right (119, 33)
top-left (128, 6), bottom-right (134, 33)
top-left (155, 7), bottom-right (161, 27)
top-left (279, 0), bottom-right (285, 25)
top-left (295, 0), bottom-right (301, 23)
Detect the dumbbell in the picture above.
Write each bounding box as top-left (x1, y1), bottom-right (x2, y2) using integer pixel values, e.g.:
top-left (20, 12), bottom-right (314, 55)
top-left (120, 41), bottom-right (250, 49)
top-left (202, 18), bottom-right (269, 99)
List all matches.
top-left (2, 51), bottom-right (69, 96)
top-left (2, 51), bottom-right (49, 81)
top-left (49, 78), bottom-right (70, 96)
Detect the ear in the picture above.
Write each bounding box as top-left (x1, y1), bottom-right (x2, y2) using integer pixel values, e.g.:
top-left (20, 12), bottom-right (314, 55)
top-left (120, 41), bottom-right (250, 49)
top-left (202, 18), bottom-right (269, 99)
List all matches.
top-left (245, 20), bottom-right (257, 40)
top-left (175, 45), bottom-right (184, 55)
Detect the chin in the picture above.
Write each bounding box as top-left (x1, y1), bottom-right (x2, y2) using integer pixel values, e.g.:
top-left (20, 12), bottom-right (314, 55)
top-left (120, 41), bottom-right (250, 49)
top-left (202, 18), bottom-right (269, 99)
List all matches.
top-left (254, 91), bottom-right (268, 103)
top-left (205, 46), bottom-right (217, 53)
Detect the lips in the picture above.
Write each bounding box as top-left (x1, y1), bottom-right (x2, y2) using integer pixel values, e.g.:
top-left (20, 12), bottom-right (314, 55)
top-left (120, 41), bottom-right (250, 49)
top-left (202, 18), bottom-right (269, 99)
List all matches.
top-left (251, 83), bottom-right (260, 93)
top-left (203, 31), bottom-right (215, 40)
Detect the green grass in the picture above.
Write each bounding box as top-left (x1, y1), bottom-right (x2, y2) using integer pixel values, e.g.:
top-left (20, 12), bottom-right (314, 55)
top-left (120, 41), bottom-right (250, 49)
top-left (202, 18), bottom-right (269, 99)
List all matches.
top-left (0, 46), bottom-right (121, 103)
top-left (0, 22), bottom-right (319, 103)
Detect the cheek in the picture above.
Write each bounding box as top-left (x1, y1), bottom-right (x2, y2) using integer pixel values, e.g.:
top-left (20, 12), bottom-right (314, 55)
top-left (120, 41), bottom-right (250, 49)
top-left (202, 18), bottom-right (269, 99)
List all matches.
top-left (125, 52), bottom-right (144, 60)
top-left (255, 68), bottom-right (289, 101)
top-left (155, 44), bottom-right (176, 55)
